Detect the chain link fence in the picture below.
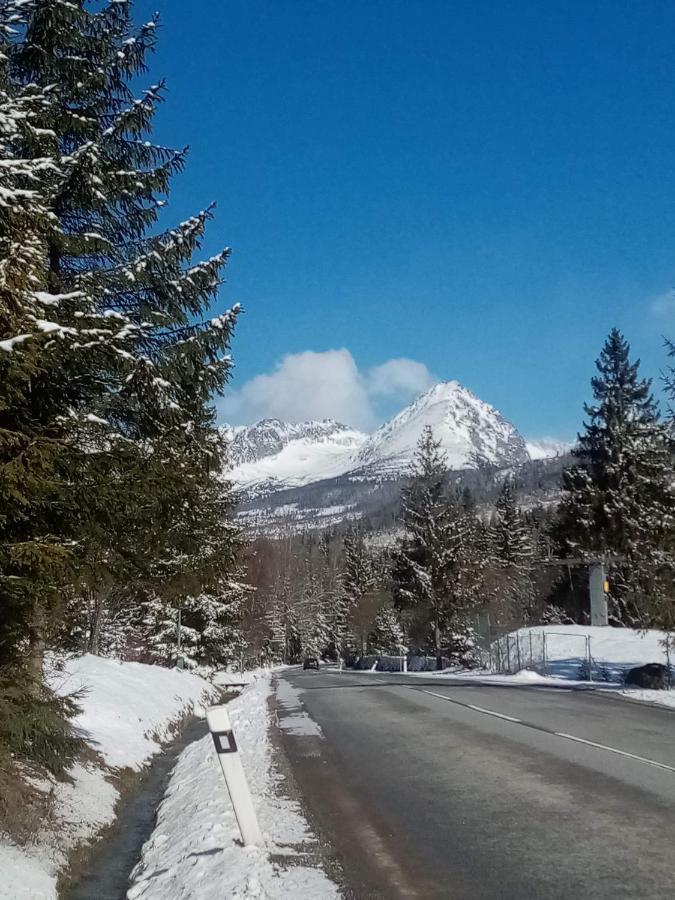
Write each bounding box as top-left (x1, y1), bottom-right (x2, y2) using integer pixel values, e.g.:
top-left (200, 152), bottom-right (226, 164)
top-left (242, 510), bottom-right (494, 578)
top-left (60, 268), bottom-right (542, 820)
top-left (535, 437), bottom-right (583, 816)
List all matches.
top-left (471, 613), bottom-right (674, 685)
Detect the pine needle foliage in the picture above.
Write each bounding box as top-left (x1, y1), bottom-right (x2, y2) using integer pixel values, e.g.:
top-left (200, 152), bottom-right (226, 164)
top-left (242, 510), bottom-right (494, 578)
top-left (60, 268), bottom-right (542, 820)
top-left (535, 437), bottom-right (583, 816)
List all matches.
top-left (556, 329), bottom-right (675, 625)
top-left (0, 0), bottom-right (243, 780)
top-left (392, 427), bottom-right (483, 667)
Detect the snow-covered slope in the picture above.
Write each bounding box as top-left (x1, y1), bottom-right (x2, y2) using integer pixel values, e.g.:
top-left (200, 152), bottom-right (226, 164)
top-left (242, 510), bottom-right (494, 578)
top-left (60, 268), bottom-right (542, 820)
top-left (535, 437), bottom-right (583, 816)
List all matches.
top-left (357, 382), bottom-right (528, 475)
top-left (525, 438), bottom-right (573, 460)
top-left (226, 418), bottom-right (367, 495)
top-left (226, 382), bottom-right (531, 498)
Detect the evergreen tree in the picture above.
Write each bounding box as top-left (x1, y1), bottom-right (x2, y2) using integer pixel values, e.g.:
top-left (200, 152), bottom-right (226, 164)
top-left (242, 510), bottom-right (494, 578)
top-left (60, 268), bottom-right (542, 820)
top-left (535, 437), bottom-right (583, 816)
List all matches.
top-left (1, 1), bottom-right (240, 659)
top-left (392, 427), bottom-right (482, 668)
top-left (368, 604), bottom-right (405, 655)
top-left (556, 329), bottom-right (674, 625)
top-left (0, 0), bottom-right (244, 777)
top-left (488, 480), bottom-right (536, 624)
top-left (339, 528), bottom-right (377, 656)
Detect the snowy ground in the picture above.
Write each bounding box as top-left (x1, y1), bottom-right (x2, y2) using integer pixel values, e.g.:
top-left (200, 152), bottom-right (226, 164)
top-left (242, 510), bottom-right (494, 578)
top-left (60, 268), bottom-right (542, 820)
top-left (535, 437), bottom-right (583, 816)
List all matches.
top-left (342, 625), bottom-right (675, 710)
top-left (128, 671), bottom-right (340, 900)
top-left (0, 655), bottom-right (219, 900)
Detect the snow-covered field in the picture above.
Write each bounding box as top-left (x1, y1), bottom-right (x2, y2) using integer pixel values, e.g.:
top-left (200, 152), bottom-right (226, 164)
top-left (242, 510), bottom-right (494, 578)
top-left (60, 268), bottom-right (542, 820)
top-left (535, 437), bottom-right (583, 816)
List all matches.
top-left (1, 655), bottom-right (219, 900)
top-left (128, 671), bottom-right (340, 899)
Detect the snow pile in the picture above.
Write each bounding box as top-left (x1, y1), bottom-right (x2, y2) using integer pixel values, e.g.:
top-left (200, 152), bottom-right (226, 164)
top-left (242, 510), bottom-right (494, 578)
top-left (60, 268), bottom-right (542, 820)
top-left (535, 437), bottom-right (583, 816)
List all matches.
top-left (128, 672), bottom-right (340, 900)
top-left (0, 655), bottom-right (218, 900)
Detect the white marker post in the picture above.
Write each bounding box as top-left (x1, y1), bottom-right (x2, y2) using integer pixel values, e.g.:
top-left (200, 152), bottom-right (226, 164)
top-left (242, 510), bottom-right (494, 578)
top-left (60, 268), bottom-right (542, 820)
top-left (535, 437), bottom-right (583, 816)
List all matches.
top-left (206, 705), bottom-right (263, 847)
top-left (399, 646), bottom-right (408, 673)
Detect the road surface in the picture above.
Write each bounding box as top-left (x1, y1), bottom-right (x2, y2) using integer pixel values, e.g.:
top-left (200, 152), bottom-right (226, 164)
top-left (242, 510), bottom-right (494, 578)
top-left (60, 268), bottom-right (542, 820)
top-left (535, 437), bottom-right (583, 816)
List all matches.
top-left (272, 669), bottom-right (675, 899)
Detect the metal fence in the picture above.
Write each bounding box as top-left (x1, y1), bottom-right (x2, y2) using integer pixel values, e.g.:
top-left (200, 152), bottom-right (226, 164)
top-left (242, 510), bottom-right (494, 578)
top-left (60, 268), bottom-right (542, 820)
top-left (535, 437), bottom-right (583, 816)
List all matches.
top-left (473, 624), bottom-right (673, 685)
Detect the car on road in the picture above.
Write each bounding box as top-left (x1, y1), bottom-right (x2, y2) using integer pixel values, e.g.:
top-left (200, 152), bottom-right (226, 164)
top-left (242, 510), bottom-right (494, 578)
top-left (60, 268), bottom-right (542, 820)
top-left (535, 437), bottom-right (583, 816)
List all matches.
top-left (303, 657), bottom-right (320, 670)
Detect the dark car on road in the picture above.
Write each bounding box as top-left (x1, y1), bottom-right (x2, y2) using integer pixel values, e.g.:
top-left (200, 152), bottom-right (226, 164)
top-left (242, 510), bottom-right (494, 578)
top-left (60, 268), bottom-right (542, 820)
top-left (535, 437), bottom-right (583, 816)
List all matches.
top-left (303, 657), bottom-right (320, 670)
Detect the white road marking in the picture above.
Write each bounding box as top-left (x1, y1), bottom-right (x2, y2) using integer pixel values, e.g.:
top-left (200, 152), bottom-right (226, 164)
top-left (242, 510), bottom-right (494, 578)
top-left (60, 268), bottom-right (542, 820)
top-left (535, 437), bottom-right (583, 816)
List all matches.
top-left (466, 703), bottom-right (522, 722)
top-left (421, 689), bottom-right (675, 774)
top-left (554, 732), bottom-right (675, 774)
top-left (424, 690), bottom-right (520, 722)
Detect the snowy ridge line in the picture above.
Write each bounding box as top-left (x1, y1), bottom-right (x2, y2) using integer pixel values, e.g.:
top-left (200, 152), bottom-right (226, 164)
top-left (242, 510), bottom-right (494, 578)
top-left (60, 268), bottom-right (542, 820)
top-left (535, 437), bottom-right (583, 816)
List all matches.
top-left (420, 689), bottom-right (675, 773)
top-left (223, 381), bottom-right (567, 500)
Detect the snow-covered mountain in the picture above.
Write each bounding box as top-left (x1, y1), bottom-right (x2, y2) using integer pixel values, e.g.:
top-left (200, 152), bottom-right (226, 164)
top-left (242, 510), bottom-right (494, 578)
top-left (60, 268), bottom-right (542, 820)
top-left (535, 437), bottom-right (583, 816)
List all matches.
top-left (225, 381), bottom-right (531, 498)
top-left (356, 381), bottom-right (528, 475)
top-left (525, 438), bottom-right (574, 460)
top-left (224, 418), bottom-right (367, 496)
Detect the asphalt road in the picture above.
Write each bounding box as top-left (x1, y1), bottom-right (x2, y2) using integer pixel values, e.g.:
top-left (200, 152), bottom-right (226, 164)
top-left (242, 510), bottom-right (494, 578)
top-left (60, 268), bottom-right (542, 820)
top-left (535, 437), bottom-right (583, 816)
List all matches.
top-left (272, 669), bottom-right (675, 900)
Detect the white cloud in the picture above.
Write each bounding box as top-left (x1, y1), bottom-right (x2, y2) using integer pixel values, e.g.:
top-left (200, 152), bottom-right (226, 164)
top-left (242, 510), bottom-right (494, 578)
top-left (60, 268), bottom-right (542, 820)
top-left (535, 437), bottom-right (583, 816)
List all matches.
top-left (366, 358), bottom-right (435, 398)
top-left (218, 349), bottom-right (435, 429)
top-left (650, 290), bottom-right (675, 317)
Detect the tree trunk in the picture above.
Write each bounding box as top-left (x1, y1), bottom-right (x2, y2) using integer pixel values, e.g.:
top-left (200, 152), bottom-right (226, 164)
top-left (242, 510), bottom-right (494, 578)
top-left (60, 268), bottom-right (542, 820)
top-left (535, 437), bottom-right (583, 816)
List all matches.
top-left (86, 589), bottom-right (105, 655)
top-left (27, 601), bottom-right (46, 687)
top-left (435, 622), bottom-right (443, 670)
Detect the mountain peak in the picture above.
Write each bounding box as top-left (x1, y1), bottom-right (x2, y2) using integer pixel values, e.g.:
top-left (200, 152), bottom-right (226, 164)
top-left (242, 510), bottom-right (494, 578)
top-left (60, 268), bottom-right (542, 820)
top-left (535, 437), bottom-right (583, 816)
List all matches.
top-left (356, 380), bottom-right (528, 473)
top-left (226, 380), bottom-right (531, 502)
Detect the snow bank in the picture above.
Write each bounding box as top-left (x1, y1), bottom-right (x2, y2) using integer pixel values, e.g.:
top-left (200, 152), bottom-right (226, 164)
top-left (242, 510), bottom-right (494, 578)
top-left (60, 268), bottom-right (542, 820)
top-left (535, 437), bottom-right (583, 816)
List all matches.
top-left (128, 672), bottom-right (340, 899)
top-left (50, 654), bottom-right (218, 770)
top-left (0, 654), bottom-right (218, 900)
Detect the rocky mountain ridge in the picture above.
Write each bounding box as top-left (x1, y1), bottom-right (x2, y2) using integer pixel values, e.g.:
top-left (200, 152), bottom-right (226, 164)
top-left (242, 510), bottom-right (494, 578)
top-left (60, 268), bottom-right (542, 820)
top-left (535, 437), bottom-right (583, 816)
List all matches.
top-left (223, 381), bottom-right (552, 497)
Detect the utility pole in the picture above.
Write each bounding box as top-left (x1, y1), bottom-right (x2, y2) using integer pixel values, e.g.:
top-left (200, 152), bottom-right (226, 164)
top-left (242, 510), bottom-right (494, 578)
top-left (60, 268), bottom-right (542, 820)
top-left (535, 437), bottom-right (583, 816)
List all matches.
top-left (588, 562), bottom-right (609, 626)
top-left (541, 555), bottom-right (615, 627)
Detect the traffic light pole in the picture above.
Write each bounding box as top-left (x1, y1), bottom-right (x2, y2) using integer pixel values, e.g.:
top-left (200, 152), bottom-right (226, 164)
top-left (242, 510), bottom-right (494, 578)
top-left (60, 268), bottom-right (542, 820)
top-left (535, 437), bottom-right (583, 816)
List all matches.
top-left (588, 561), bottom-right (608, 626)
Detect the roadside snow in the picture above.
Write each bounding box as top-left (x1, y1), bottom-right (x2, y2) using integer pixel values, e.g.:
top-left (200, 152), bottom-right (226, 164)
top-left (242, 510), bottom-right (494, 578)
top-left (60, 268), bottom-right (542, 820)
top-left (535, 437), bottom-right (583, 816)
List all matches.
top-left (275, 678), bottom-right (323, 736)
top-left (615, 688), bottom-right (675, 709)
top-left (0, 655), bottom-right (218, 900)
top-left (49, 654), bottom-right (218, 770)
top-left (128, 671), bottom-right (340, 899)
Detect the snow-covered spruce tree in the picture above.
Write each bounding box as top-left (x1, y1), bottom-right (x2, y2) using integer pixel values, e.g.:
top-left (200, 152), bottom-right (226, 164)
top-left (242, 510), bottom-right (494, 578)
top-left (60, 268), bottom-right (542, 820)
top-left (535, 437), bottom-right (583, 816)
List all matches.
top-left (142, 582), bottom-right (248, 670)
top-left (297, 597), bottom-right (331, 660)
top-left (556, 329), bottom-right (674, 626)
top-left (135, 452), bottom-right (248, 668)
top-left (0, 0), bottom-right (88, 782)
top-left (2, 1), bottom-right (241, 661)
top-left (392, 427), bottom-right (483, 668)
top-left (368, 604), bottom-right (405, 655)
top-left (264, 577), bottom-right (291, 663)
top-left (0, 1), bottom-right (243, 799)
top-left (487, 480), bottom-right (536, 624)
top-left (339, 528), bottom-right (380, 657)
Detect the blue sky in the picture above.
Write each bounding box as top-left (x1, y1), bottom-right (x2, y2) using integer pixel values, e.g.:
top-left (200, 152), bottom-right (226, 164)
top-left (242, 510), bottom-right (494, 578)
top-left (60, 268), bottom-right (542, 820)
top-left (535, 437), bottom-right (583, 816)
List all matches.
top-left (136, 0), bottom-right (675, 438)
